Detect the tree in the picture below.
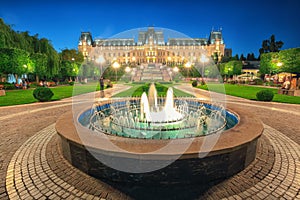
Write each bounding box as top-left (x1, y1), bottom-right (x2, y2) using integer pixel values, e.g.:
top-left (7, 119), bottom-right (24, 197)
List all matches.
top-left (39, 38), bottom-right (60, 78)
top-left (259, 48), bottom-right (300, 76)
top-left (60, 49), bottom-right (84, 81)
top-left (259, 52), bottom-right (280, 76)
top-left (0, 18), bottom-right (60, 80)
top-left (233, 54), bottom-right (239, 60)
top-left (278, 48), bottom-right (300, 74)
top-left (240, 54), bottom-right (246, 61)
top-left (31, 53), bottom-right (48, 83)
top-left (0, 48), bottom-right (30, 83)
top-left (219, 60), bottom-right (242, 77)
top-left (259, 34), bottom-right (284, 58)
top-left (247, 53), bottom-right (256, 61)
top-left (60, 49), bottom-right (84, 63)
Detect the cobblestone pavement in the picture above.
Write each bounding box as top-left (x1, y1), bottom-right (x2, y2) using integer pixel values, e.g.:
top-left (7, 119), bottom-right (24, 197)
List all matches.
top-left (0, 84), bottom-right (300, 199)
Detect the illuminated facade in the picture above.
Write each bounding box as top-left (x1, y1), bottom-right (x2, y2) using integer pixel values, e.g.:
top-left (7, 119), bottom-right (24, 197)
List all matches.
top-left (78, 27), bottom-right (225, 64)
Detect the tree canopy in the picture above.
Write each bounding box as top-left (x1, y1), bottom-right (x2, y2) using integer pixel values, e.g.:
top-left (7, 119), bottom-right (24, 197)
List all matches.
top-left (0, 18), bottom-right (84, 82)
top-left (219, 60), bottom-right (243, 76)
top-left (259, 34), bottom-right (284, 57)
top-left (260, 48), bottom-right (300, 75)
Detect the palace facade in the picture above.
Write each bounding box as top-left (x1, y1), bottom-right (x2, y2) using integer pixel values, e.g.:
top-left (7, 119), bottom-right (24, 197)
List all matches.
top-left (78, 27), bottom-right (227, 65)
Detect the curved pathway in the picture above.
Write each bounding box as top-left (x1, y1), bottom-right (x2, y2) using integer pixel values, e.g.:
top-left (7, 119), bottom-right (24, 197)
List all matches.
top-left (0, 83), bottom-right (299, 199)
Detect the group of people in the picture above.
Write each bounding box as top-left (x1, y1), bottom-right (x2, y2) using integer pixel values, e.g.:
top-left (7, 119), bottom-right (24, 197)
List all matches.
top-left (281, 76), bottom-right (291, 95)
top-left (15, 78), bottom-right (30, 89)
top-left (282, 78), bottom-right (291, 90)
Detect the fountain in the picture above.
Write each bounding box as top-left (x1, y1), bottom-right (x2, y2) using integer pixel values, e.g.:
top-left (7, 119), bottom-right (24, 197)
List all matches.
top-left (55, 27), bottom-right (262, 187)
top-left (56, 82), bottom-right (263, 187)
top-left (86, 83), bottom-right (229, 139)
top-left (141, 84), bottom-right (184, 123)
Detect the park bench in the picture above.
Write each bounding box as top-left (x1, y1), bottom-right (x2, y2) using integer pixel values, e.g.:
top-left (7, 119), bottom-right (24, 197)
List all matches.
top-left (278, 88), bottom-right (295, 96)
top-left (47, 82), bottom-right (56, 87)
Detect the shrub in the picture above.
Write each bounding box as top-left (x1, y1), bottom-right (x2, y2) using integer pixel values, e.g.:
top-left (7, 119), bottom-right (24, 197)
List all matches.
top-left (253, 78), bottom-right (263, 85)
top-left (106, 82), bottom-right (113, 88)
top-left (192, 80), bottom-right (198, 87)
top-left (256, 90), bottom-right (274, 101)
top-left (68, 81), bottom-right (74, 86)
top-left (33, 87), bottom-right (54, 102)
top-left (61, 80), bottom-right (70, 85)
top-left (29, 82), bottom-right (39, 88)
top-left (3, 82), bottom-right (15, 90)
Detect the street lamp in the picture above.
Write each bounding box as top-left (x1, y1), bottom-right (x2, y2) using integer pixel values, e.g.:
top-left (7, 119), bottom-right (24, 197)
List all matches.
top-left (167, 56), bottom-right (171, 66)
top-left (173, 66), bottom-right (179, 81)
top-left (112, 61), bottom-right (120, 81)
top-left (227, 66), bottom-right (233, 81)
top-left (125, 66), bottom-right (131, 82)
top-left (96, 55), bottom-right (105, 76)
top-left (173, 66), bottom-right (179, 73)
top-left (125, 66), bottom-right (131, 73)
top-left (277, 62), bottom-right (283, 67)
top-left (181, 56), bottom-right (185, 65)
top-left (132, 56), bottom-right (136, 66)
top-left (71, 58), bottom-right (75, 82)
top-left (200, 54), bottom-right (208, 82)
top-left (184, 61), bottom-right (192, 81)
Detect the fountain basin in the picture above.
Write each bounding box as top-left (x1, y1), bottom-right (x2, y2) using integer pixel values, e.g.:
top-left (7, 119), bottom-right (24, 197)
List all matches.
top-left (56, 100), bottom-right (263, 186)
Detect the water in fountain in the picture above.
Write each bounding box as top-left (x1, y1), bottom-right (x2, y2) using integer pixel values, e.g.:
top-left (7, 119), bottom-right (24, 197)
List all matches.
top-left (140, 83), bottom-right (184, 123)
top-left (83, 84), bottom-right (233, 139)
top-left (148, 83), bottom-right (158, 112)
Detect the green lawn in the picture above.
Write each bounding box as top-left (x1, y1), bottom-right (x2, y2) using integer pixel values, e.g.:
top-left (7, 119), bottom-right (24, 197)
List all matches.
top-left (0, 82), bottom-right (100, 107)
top-left (113, 83), bottom-right (194, 98)
top-left (197, 83), bottom-right (300, 104)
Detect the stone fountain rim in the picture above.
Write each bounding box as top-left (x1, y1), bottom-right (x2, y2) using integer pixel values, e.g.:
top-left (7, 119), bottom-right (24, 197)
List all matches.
top-left (56, 102), bottom-right (263, 159)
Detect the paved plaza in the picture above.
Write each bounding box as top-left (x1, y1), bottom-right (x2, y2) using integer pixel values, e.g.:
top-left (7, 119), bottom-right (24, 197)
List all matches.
top-left (0, 84), bottom-right (299, 199)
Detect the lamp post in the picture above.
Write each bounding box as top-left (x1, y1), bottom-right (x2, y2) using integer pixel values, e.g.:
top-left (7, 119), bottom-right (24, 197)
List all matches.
top-left (132, 56), bottom-right (136, 66)
top-left (71, 57), bottom-right (75, 82)
top-left (125, 66), bottom-right (131, 82)
top-left (276, 62), bottom-right (283, 76)
top-left (200, 54), bottom-right (208, 82)
top-left (184, 61), bottom-right (192, 81)
top-left (96, 55), bottom-right (105, 77)
top-left (112, 61), bottom-right (120, 82)
top-left (277, 62), bottom-right (283, 67)
top-left (125, 66), bottom-right (131, 73)
top-left (181, 56), bottom-right (185, 65)
top-left (173, 66), bottom-right (179, 81)
top-left (167, 56), bottom-right (171, 66)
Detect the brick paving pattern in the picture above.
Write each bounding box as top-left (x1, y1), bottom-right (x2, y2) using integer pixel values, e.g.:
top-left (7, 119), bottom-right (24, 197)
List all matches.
top-left (0, 84), bottom-right (299, 199)
top-left (4, 123), bottom-right (299, 199)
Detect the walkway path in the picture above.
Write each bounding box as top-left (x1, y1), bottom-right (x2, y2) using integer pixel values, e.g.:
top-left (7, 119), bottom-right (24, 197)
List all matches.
top-left (175, 84), bottom-right (300, 144)
top-left (0, 83), bottom-right (299, 199)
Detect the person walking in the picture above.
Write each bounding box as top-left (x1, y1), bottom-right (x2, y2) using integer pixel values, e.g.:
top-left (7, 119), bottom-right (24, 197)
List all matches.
top-left (99, 76), bottom-right (104, 98)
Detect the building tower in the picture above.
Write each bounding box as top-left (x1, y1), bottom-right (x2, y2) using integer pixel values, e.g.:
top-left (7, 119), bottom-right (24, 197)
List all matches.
top-left (78, 32), bottom-right (94, 59)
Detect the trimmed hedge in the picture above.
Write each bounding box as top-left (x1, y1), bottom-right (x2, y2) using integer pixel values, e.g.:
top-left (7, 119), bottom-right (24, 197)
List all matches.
top-left (33, 87), bottom-right (54, 102)
top-left (192, 80), bottom-right (198, 87)
top-left (256, 90), bottom-right (274, 101)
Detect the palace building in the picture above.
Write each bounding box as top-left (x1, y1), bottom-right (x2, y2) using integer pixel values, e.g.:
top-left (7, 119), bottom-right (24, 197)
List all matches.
top-left (78, 27), bottom-right (226, 65)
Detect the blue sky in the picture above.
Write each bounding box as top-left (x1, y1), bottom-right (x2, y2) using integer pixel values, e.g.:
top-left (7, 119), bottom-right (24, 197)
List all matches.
top-left (1, 0), bottom-right (300, 57)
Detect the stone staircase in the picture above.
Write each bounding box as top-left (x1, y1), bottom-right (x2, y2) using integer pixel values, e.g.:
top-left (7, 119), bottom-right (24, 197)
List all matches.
top-left (130, 63), bottom-right (172, 82)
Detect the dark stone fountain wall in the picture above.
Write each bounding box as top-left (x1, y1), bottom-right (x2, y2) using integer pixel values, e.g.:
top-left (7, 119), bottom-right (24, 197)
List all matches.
top-left (57, 102), bottom-right (262, 186)
top-left (60, 136), bottom-right (258, 186)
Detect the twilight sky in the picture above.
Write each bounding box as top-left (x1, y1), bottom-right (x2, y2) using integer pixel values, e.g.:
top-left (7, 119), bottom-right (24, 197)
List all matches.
top-left (1, 0), bottom-right (300, 57)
